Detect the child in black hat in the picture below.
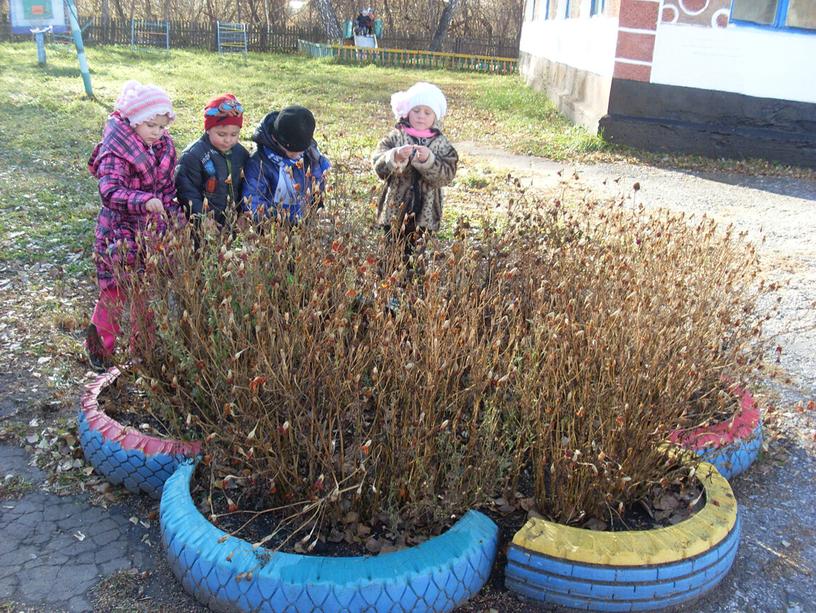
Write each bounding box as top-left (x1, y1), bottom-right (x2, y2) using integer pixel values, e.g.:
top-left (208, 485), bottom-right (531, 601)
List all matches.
top-left (242, 105), bottom-right (331, 223)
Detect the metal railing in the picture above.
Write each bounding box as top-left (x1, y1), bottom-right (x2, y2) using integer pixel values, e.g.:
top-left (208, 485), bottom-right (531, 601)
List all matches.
top-left (298, 40), bottom-right (518, 74)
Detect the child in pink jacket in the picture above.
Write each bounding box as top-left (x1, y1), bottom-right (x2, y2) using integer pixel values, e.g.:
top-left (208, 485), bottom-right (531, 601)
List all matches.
top-left (85, 80), bottom-right (184, 371)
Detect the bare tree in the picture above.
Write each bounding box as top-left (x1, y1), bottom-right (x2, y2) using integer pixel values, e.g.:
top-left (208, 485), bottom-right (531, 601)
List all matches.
top-left (313, 0), bottom-right (342, 39)
top-left (76, 0), bottom-right (524, 44)
top-left (429, 0), bottom-right (461, 51)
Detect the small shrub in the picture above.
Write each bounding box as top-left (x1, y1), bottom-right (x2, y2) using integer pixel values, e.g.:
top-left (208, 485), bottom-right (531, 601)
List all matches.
top-left (119, 182), bottom-right (771, 539)
top-left (506, 200), bottom-right (771, 523)
top-left (124, 201), bottom-right (531, 544)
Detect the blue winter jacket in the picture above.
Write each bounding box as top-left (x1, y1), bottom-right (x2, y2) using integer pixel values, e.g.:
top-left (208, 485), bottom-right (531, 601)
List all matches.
top-left (242, 113), bottom-right (330, 223)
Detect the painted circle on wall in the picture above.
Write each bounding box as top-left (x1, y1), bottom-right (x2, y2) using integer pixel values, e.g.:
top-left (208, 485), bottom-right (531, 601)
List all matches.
top-left (679, 0), bottom-right (709, 16)
top-left (712, 8), bottom-right (730, 27)
top-left (661, 4), bottom-right (680, 24)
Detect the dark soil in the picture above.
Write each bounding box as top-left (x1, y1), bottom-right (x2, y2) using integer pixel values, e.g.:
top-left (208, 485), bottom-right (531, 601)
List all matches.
top-left (97, 375), bottom-right (200, 441)
top-left (195, 457), bottom-right (705, 566)
top-left (196, 460), bottom-right (467, 558)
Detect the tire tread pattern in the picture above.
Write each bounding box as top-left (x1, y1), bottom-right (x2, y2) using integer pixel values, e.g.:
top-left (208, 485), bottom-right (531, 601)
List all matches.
top-left (161, 462), bottom-right (499, 612)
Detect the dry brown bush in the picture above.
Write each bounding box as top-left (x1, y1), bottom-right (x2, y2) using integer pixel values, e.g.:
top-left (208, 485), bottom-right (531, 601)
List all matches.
top-left (508, 200), bottom-right (771, 524)
top-left (120, 185), bottom-right (771, 543)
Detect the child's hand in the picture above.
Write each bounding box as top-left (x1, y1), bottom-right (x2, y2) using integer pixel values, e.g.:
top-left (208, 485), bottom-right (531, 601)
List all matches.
top-left (411, 146), bottom-right (431, 163)
top-left (395, 145), bottom-right (414, 163)
top-left (145, 198), bottom-right (165, 215)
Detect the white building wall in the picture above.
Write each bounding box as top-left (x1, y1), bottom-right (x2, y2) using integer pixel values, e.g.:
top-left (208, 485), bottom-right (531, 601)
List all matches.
top-left (519, 16), bottom-right (619, 78)
top-left (651, 24), bottom-right (816, 104)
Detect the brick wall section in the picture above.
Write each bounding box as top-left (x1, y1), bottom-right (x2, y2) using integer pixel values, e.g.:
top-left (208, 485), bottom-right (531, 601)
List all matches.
top-left (613, 0), bottom-right (660, 81)
top-left (612, 61), bottom-right (653, 82)
top-left (619, 0), bottom-right (660, 28)
top-left (616, 30), bottom-right (656, 62)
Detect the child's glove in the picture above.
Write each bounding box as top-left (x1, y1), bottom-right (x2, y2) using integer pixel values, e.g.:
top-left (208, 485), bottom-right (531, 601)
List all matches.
top-left (145, 198), bottom-right (166, 216)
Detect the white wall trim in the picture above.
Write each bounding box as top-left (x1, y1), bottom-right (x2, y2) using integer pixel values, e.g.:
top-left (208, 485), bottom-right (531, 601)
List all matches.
top-left (615, 57), bottom-right (653, 65)
top-left (619, 27), bottom-right (657, 35)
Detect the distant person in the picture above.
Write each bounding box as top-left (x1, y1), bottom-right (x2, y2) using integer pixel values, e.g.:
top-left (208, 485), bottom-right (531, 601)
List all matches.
top-left (372, 82), bottom-right (458, 257)
top-left (355, 8), bottom-right (374, 35)
top-left (85, 80), bottom-right (184, 371)
top-left (175, 93), bottom-right (250, 228)
top-left (242, 105), bottom-right (331, 223)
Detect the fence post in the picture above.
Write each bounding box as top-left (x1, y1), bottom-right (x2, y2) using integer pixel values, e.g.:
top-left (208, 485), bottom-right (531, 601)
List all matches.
top-left (34, 29), bottom-right (47, 65)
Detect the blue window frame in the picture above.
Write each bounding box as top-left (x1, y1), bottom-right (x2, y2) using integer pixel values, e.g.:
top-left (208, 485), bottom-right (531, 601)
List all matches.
top-left (730, 0), bottom-right (816, 32)
top-left (591, 0), bottom-right (605, 16)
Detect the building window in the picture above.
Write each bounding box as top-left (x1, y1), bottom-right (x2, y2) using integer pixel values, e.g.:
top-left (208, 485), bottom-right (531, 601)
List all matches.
top-left (591, 0), bottom-right (605, 16)
top-left (731, 0), bottom-right (816, 31)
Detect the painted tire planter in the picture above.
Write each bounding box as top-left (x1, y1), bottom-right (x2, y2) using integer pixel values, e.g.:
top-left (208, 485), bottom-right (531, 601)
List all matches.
top-left (669, 387), bottom-right (762, 480)
top-left (161, 461), bottom-right (499, 612)
top-left (506, 462), bottom-right (740, 612)
top-left (78, 368), bottom-right (202, 499)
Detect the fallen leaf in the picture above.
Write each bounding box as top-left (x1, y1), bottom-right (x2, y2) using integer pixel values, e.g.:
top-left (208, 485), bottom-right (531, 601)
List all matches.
top-left (653, 494), bottom-right (680, 511)
top-left (365, 537), bottom-right (381, 553)
top-left (356, 523), bottom-right (372, 537)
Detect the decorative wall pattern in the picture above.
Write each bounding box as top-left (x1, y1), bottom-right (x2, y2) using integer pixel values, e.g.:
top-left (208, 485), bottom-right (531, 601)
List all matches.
top-left (660, 0), bottom-right (731, 28)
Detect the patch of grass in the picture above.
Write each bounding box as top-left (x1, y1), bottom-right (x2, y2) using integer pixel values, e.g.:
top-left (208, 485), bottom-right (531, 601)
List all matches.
top-left (1, 42), bottom-right (811, 270)
top-left (0, 422), bottom-right (29, 442)
top-left (469, 82), bottom-right (609, 159)
top-left (0, 602), bottom-right (39, 613)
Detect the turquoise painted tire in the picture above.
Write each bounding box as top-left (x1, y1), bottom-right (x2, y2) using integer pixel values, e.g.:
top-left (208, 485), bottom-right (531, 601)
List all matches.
top-left (160, 462), bottom-right (498, 612)
top-left (506, 462), bottom-right (739, 611)
top-left (78, 368), bottom-right (201, 499)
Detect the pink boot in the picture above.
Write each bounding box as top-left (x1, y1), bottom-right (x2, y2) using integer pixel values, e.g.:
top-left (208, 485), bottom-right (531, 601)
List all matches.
top-left (87, 287), bottom-right (124, 371)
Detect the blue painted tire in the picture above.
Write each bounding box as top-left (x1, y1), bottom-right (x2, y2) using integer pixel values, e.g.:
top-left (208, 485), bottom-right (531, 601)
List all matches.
top-left (161, 462), bottom-right (498, 612)
top-left (506, 462), bottom-right (740, 611)
top-left (698, 422), bottom-right (762, 480)
top-left (78, 368), bottom-right (201, 499)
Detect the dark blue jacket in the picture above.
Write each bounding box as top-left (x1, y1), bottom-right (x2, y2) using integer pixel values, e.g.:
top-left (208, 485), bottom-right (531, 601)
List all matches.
top-left (242, 113), bottom-right (330, 223)
top-left (175, 134), bottom-right (250, 226)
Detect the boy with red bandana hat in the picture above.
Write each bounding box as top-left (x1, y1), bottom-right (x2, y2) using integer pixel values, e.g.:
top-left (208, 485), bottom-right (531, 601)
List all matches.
top-left (175, 93), bottom-right (250, 227)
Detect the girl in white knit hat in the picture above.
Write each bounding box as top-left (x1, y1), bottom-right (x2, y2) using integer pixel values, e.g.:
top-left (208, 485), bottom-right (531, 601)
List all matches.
top-left (85, 80), bottom-right (185, 371)
top-left (372, 81), bottom-right (458, 257)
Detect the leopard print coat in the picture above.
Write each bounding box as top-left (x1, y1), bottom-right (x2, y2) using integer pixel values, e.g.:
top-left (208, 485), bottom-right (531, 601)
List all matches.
top-left (372, 127), bottom-right (458, 232)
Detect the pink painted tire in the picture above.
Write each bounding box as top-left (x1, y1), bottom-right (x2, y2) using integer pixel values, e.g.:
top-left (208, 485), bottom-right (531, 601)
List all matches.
top-left (77, 368), bottom-right (201, 498)
top-left (669, 387), bottom-right (762, 480)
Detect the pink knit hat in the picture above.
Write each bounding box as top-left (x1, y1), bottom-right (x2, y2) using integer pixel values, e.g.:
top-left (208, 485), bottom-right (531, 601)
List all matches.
top-left (114, 80), bottom-right (175, 126)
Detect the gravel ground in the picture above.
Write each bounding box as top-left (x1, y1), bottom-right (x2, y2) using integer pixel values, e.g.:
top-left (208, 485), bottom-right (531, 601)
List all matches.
top-left (460, 143), bottom-right (816, 613)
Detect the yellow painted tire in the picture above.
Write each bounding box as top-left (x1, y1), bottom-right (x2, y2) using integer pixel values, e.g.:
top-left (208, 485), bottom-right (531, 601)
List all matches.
top-left (506, 462), bottom-right (739, 611)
